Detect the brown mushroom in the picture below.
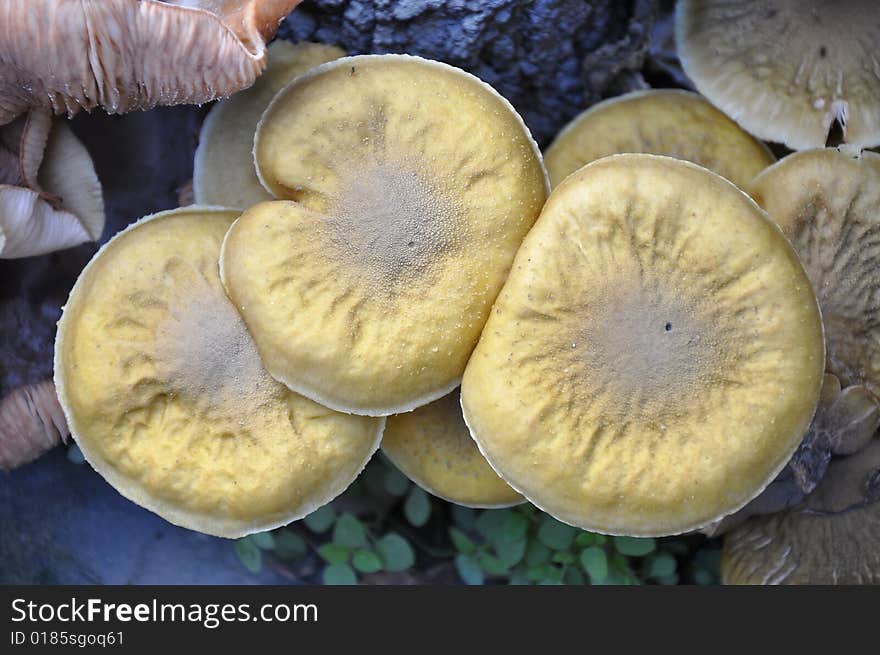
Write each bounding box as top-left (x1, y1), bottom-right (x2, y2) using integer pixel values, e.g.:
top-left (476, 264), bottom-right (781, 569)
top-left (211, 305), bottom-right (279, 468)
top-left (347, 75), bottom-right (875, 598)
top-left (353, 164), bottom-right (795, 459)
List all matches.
top-left (703, 372), bottom-right (880, 536)
top-left (0, 0), bottom-right (301, 125)
top-left (722, 437), bottom-right (880, 584)
top-left (0, 380), bottom-right (68, 471)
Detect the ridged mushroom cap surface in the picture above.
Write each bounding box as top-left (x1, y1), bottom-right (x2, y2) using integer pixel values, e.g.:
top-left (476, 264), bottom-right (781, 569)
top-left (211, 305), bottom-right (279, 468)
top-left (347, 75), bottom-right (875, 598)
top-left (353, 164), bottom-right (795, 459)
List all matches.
top-left (676, 0), bottom-right (880, 150)
top-left (461, 154), bottom-right (825, 536)
top-left (722, 437), bottom-right (880, 585)
top-left (221, 55), bottom-right (548, 416)
top-left (544, 89), bottom-right (774, 189)
top-left (749, 148), bottom-right (880, 396)
top-left (54, 207), bottom-right (384, 538)
top-left (194, 40), bottom-right (345, 209)
top-left (382, 390), bottom-right (523, 509)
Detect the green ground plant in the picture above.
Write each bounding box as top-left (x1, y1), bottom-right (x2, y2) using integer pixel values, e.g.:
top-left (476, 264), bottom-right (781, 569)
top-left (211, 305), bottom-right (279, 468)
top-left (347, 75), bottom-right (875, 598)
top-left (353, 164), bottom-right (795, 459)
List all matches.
top-left (231, 454), bottom-right (721, 585)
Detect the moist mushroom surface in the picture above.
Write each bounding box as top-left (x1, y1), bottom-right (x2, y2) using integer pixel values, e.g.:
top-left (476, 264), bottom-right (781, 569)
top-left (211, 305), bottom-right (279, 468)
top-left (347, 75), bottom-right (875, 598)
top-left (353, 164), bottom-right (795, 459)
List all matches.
top-left (544, 89), bottom-right (774, 188)
top-left (722, 437), bottom-right (880, 585)
top-left (382, 390), bottom-right (523, 508)
top-left (54, 207), bottom-right (384, 538)
top-left (194, 40), bottom-right (345, 209)
top-left (749, 148), bottom-right (880, 396)
top-left (221, 55), bottom-right (548, 416)
top-left (676, 0), bottom-right (880, 150)
top-left (461, 154), bottom-right (825, 536)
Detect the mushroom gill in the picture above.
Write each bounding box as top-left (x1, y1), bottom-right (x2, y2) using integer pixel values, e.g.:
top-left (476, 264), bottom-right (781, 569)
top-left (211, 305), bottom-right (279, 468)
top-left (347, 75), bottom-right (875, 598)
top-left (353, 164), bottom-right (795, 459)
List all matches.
top-left (0, 0), bottom-right (302, 125)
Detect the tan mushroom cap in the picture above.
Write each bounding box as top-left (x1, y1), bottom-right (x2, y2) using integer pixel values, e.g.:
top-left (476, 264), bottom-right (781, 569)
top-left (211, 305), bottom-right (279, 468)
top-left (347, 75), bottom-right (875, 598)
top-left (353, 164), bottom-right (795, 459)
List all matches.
top-left (676, 0), bottom-right (880, 150)
top-left (222, 55), bottom-right (548, 416)
top-left (382, 390), bottom-right (523, 508)
top-left (194, 40), bottom-right (345, 209)
top-left (722, 437), bottom-right (880, 585)
top-left (0, 118), bottom-right (104, 258)
top-left (749, 148), bottom-right (880, 395)
top-left (0, 0), bottom-right (300, 125)
top-left (544, 89), bottom-right (775, 188)
top-left (461, 154), bottom-right (825, 536)
top-left (54, 207), bottom-right (384, 538)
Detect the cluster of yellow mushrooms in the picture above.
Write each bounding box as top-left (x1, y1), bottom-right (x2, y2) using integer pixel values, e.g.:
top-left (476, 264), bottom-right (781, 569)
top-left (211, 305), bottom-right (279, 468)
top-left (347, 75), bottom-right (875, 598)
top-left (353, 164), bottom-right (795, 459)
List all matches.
top-left (54, 1), bottom-right (880, 584)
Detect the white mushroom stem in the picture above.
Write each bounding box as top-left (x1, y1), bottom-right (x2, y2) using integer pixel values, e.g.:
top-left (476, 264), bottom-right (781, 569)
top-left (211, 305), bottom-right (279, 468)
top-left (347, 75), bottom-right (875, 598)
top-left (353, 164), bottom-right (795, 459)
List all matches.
top-left (0, 380), bottom-right (68, 471)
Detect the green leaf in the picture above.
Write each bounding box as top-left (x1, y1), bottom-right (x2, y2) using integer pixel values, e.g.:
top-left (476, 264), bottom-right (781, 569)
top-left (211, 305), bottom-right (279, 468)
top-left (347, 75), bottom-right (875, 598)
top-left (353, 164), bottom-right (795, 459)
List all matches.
top-left (563, 567), bottom-right (586, 585)
top-left (647, 552), bottom-right (677, 579)
top-left (476, 509), bottom-right (511, 546)
top-left (449, 527), bottom-right (477, 554)
top-left (656, 573), bottom-right (679, 586)
top-left (508, 572), bottom-right (531, 586)
top-left (455, 554), bottom-right (485, 585)
top-left (525, 565), bottom-right (551, 582)
top-left (478, 552), bottom-right (510, 577)
top-left (537, 516), bottom-right (577, 551)
top-left (274, 530), bottom-right (307, 562)
top-left (403, 486), bottom-right (431, 527)
top-left (67, 443), bottom-right (85, 465)
top-left (552, 551), bottom-right (575, 565)
top-left (303, 505), bottom-right (336, 534)
top-left (693, 569), bottom-right (715, 585)
top-left (495, 537), bottom-right (526, 568)
top-left (323, 563), bottom-right (357, 585)
top-left (515, 504), bottom-right (537, 516)
top-left (451, 505), bottom-right (476, 531)
top-left (580, 547), bottom-right (608, 583)
top-left (352, 549), bottom-right (383, 574)
top-left (376, 533), bottom-right (415, 572)
top-left (502, 512), bottom-right (529, 542)
top-left (525, 539), bottom-right (551, 567)
top-left (332, 513), bottom-right (367, 549)
top-left (251, 531), bottom-right (275, 550)
top-left (613, 536), bottom-right (656, 557)
top-left (317, 543), bottom-right (350, 565)
top-left (234, 538), bottom-right (262, 574)
top-left (539, 566), bottom-right (564, 585)
top-left (575, 532), bottom-right (597, 548)
top-left (383, 467), bottom-right (411, 496)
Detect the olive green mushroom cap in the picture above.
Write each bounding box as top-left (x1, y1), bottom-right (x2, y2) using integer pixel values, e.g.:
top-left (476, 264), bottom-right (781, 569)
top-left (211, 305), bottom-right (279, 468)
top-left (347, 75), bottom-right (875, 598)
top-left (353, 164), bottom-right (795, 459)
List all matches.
top-left (193, 40), bottom-right (345, 209)
top-left (677, 0), bottom-right (880, 150)
top-left (221, 55), bottom-right (548, 416)
top-left (723, 437), bottom-right (880, 584)
top-left (382, 390), bottom-right (523, 508)
top-left (461, 154), bottom-right (825, 536)
top-left (544, 89), bottom-right (774, 188)
top-left (54, 207), bottom-right (384, 538)
top-left (749, 148), bottom-right (880, 396)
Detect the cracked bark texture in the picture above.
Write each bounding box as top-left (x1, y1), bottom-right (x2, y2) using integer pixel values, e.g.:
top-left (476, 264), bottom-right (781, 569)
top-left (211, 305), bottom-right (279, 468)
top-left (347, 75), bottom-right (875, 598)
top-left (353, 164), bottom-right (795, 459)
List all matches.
top-left (281, 0), bottom-right (657, 146)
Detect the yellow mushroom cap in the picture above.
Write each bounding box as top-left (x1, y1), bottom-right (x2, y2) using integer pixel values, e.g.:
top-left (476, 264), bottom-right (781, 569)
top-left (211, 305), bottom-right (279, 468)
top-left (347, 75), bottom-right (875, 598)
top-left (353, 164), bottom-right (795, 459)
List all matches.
top-left (676, 0), bottom-right (880, 150)
top-left (382, 390), bottom-right (523, 509)
top-left (544, 89), bottom-right (775, 189)
top-left (722, 437), bottom-right (880, 585)
top-left (54, 207), bottom-right (383, 538)
top-left (749, 148), bottom-right (880, 396)
top-left (461, 154), bottom-right (825, 536)
top-left (193, 40), bottom-right (345, 209)
top-left (221, 55), bottom-right (549, 416)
